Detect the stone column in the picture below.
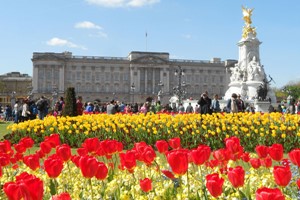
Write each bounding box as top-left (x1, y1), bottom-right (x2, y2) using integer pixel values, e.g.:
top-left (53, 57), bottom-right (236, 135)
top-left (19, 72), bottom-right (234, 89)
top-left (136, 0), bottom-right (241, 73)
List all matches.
top-left (59, 64), bottom-right (65, 92)
top-left (32, 65), bottom-right (39, 93)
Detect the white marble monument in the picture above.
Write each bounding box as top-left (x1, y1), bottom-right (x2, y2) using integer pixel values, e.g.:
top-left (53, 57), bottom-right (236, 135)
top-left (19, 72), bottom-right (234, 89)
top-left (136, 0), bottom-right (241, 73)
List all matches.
top-left (224, 6), bottom-right (276, 104)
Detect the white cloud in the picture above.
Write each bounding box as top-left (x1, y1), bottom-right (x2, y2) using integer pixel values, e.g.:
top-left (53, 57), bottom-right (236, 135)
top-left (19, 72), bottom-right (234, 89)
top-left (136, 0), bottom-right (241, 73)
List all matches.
top-left (85, 0), bottom-right (160, 8)
top-left (75, 21), bottom-right (102, 30)
top-left (46, 37), bottom-right (87, 50)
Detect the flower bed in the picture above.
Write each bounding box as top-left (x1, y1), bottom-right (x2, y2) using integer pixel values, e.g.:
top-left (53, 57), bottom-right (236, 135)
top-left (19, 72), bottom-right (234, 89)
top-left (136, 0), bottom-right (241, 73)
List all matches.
top-left (5, 112), bottom-right (300, 152)
top-left (0, 134), bottom-right (300, 199)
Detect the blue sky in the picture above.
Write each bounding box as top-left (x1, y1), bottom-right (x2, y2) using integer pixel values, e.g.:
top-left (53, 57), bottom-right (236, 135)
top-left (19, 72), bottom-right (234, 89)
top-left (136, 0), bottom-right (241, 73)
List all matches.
top-left (0, 0), bottom-right (299, 88)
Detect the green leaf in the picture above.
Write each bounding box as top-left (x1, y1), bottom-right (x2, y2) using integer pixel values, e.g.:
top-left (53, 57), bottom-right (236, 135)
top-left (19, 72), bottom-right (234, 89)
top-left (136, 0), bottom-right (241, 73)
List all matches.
top-left (49, 179), bottom-right (57, 196)
top-left (238, 189), bottom-right (247, 199)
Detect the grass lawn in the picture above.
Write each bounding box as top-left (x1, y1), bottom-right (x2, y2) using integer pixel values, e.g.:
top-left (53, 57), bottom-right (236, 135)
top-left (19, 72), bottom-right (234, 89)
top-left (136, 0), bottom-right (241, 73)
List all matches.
top-left (0, 121), bottom-right (12, 140)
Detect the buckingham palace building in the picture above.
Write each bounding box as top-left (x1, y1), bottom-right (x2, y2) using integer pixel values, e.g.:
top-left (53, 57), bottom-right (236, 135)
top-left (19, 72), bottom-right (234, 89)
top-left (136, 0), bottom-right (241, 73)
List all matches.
top-left (31, 51), bottom-right (237, 104)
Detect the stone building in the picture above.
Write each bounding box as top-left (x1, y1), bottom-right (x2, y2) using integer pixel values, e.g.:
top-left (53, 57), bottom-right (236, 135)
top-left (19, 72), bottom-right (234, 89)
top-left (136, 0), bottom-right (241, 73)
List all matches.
top-left (31, 51), bottom-right (236, 104)
top-left (0, 72), bottom-right (32, 107)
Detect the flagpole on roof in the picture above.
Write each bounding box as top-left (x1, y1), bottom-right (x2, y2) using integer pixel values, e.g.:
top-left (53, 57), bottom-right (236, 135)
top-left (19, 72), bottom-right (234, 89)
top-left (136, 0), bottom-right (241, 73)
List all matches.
top-left (145, 31), bottom-right (148, 52)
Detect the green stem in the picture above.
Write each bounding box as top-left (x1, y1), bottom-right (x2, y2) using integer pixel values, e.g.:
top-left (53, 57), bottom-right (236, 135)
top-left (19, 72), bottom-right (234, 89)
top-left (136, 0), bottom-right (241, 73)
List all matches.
top-left (131, 173), bottom-right (136, 199)
top-left (198, 165), bottom-right (208, 200)
top-left (89, 178), bottom-right (94, 200)
top-left (187, 170), bottom-right (190, 199)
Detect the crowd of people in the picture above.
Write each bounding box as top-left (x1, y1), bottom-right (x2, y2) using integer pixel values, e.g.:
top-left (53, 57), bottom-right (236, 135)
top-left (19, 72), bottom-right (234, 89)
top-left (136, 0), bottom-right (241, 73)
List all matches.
top-left (1, 92), bottom-right (300, 123)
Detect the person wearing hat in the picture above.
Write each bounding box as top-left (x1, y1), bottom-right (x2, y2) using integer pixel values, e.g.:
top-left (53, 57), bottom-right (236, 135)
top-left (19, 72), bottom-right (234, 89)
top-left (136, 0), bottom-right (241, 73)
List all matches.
top-left (226, 93), bottom-right (238, 113)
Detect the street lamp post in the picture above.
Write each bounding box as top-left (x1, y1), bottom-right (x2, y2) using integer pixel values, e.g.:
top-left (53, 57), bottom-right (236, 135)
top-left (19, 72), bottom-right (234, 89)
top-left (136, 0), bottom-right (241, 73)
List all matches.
top-left (173, 66), bottom-right (186, 105)
top-left (52, 85), bottom-right (58, 108)
top-left (157, 81), bottom-right (164, 102)
top-left (27, 85), bottom-right (33, 100)
top-left (131, 83), bottom-right (135, 104)
top-left (11, 91), bottom-right (16, 108)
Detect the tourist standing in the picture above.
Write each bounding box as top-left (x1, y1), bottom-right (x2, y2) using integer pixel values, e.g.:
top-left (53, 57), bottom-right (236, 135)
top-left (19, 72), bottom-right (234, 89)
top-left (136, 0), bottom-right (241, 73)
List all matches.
top-left (76, 96), bottom-right (84, 115)
top-left (211, 94), bottom-right (221, 113)
top-left (297, 100), bottom-right (300, 114)
top-left (185, 103), bottom-right (194, 113)
top-left (198, 92), bottom-right (212, 114)
top-left (226, 93), bottom-right (238, 113)
top-left (36, 96), bottom-right (48, 120)
top-left (236, 94), bottom-right (245, 112)
top-left (139, 103), bottom-right (148, 114)
top-left (57, 96), bottom-right (64, 115)
top-left (178, 103), bottom-right (185, 113)
top-left (107, 100), bottom-right (116, 114)
top-left (21, 98), bottom-right (30, 122)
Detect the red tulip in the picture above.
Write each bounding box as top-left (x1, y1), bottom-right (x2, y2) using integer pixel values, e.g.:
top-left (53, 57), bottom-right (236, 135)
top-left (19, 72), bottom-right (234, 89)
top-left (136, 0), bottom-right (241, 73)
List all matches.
top-left (133, 143), bottom-right (156, 165)
top-left (190, 145), bottom-right (211, 165)
top-left (241, 152), bottom-right (250, 162)
top-left (99, 139), bottom-right (123, 157)
top-left (288, 148), bottom-right (300, 167)
top-left (167, 149), bottom-right (188, 176)
top-left (161, 170), bottom-right (175, 179)
top-left (206, 173), bottom-right (224, 198)
top-left (297, 179), bottom-right (300, 190)
top-left (44, 154), bottom-right (64, 178)
top-left (71, 155), bottom-right (80, 167)
top-left (255, 145), bottom-right (269, 158)
top-left (79, 155), bottom-right (99, 178)
top-left (34, 149), bottom-right (44, 159)
top-left (224, 136), bottom-right (243, 160)
top-left (155, 140), bottom-right (169, 154)
top-left (249, 158), bottom-right (261, 169)
top-left (256, 187), bottom-right (285, 200)
top-left (13, 143), bottom-right (26, 154)
top-left (168, 137), bottom-right (181, 149)
top-left (4, 172), bottom-right (44, 200)
top-left (95, 162), bottom-right (108, 180)
top-left (273, 165), bottom-right (291, 187)
top-left (77, 147), bottom-right (88, 156)
top-left (206, 159), bottom-right (219, 169)
top-left (19, 137), bottom-right (34, 149)
top-left (140, 178), bottom-right (152, 192)
top-left (213, 148), bottom-right (230, 162)
top-left (23, 153), bottom-right (40, 171)
top-left (52, 192), bottom-right (71, 200)
top-left (227, 166), bottom-right (245, 188)
top-left (261, 157), bottom-right (272, 168)
top-left (143, 146), bottom-right (156, 165)
top-left (82, 138), bottom-right (100, 154)
top-left (119, 150), bottom-right (136, 173)
top-left (0, 153), bottom-right (10, 167)
top-left (44, 133), bottom-right (60, 148)
top-left (269, 144), bottom-right (283, 161)
top-left (56, 144), bottom-right (72, 162)
top-left (132, 142), bottom-right (146, 158)
top-left (0, 140), bottom-right (13, 156)
top-left (40, 141), bottom-right (52, 155)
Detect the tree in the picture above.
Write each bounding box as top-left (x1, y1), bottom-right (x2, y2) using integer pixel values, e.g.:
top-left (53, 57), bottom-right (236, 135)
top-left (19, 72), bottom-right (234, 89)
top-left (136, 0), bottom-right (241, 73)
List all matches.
top-left (282, 81), bottom-right (300, 100)
top-left (62, 87), bottom-right (77, 116)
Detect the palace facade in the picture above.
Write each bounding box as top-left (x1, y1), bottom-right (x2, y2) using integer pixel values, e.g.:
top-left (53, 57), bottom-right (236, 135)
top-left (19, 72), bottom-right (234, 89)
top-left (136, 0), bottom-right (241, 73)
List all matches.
top-left (0, 72), bottom-right (32, 107)
top-left (31, 51), bottom-right (236, 104)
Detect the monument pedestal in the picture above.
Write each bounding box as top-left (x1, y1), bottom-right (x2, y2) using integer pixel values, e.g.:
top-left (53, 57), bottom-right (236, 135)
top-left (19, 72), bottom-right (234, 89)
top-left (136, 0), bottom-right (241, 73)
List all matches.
top-left (253, 100), bottom-right (271, 113)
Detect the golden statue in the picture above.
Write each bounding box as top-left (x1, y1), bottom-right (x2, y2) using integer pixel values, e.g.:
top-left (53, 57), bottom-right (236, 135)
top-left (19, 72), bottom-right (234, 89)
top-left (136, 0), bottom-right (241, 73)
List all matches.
top-left (242, 6), bottom-right (256, 38)
top-left (242, 6), bottom-right (253, 25)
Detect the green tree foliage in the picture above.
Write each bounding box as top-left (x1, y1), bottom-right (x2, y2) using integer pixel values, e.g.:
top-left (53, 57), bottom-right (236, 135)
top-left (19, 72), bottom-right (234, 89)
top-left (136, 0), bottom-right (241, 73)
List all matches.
top-left (62, 87), bottom-right (77, 116)
top-left (282, 81), bottom-right (300, 100)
